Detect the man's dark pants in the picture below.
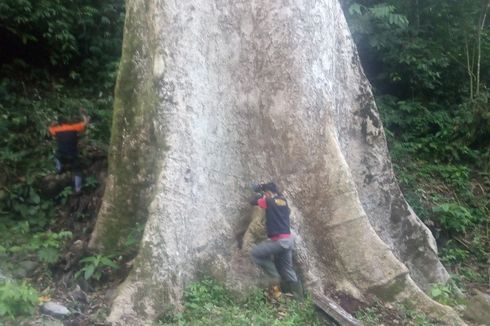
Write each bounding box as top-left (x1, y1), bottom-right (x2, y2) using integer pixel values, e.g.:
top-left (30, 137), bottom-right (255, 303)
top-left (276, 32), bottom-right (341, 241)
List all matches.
top-left (55, 154), bottom-right (82, 192)
top-left (251, 237), bottom-right (298, 283)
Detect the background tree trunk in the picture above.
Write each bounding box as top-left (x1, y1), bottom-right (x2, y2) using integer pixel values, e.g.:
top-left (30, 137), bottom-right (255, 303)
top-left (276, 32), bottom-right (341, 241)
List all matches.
top-left (90, 0), bottom-right (462, 324)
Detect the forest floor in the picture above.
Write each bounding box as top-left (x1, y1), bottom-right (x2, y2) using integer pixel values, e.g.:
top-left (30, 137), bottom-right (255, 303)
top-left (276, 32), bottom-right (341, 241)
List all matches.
top-left (3, 154), bottom-right (486, 326)
top-left (9, 153), bottom-right (323, 326)
top-left (11, 150), bottom-right (126, 326)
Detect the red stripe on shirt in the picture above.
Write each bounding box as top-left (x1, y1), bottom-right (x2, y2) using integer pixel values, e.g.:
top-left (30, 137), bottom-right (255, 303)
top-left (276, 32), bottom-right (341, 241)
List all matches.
top-left (270, 233), bottom-right (291, 241)
top-left (258, 197), bottom-right (267, 209)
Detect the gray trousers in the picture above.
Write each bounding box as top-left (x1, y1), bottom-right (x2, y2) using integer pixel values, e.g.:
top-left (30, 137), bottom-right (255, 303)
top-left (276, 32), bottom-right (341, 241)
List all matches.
top-left (251, 237), bottom-right (298, 283)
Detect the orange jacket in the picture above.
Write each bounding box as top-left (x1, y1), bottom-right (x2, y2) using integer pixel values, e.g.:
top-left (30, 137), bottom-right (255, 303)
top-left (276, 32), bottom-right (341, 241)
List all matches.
top-left (49, 122), bottom-right (86, 157)
top-left (49, 122), bottom-right (86, 136)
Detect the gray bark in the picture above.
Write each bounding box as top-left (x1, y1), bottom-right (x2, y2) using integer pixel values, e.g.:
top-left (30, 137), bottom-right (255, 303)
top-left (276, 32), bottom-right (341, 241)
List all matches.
top-left (90, 0), bottom-right (462, 324)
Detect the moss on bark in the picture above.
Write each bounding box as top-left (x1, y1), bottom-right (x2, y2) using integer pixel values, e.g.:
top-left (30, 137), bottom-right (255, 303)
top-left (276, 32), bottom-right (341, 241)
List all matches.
top-left (90, 0), bottom-right (164, 252)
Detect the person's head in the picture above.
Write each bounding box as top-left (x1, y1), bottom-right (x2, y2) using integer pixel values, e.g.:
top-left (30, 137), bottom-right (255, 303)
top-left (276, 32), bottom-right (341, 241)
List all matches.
top-left (262, 182), bottom-right (278, 197)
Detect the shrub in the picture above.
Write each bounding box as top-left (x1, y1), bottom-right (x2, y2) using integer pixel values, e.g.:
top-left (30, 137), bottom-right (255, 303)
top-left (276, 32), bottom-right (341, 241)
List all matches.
top-left (75, 254), bottom-right (119, 281)
top-left (428, 282), bottom-right (461, 306)
top-left (432, 203), bottom-right (474, 234)
top-left (0, 281), bottom-right (38, 319)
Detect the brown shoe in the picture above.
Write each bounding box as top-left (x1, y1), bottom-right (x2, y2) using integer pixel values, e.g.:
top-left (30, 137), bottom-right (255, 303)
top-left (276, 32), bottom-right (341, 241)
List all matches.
top-left (270, 285), bottom-right (282, 300)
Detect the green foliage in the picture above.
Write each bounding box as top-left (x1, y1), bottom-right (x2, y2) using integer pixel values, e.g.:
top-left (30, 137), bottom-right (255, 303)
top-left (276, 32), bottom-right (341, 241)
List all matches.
top-left (34, 230), bottom-right (72, 263)
top-left (75, 254), bottom-right (119, 281)
top-left (0, 0), bottom-right (77, 65)
top-left (121, 222), bottom-right (145, 255)
top-left (84, 175), bottom-right (99, 189)
top-left (344, 1), bottom-right (450, 93)
top-left (440, 246), bottom-right (469, 265)
top-left (0, 3), bottom-right (122, 307)
top-left (184, 279), bottom-right (233, 309)
top-left (0, 281), bottom-right (38, 319)
top-left (391, 156), bottom-right (489, 283)
top-left (158, 279), bottom-right (322, 325)
top-left (0, 78), bottom-right (114, 158)
top-left (396, 304), bottom-right (433, 326)
top-left (355, 299), bottom-right (436, 325)
top-left (0, 0), bottom-right (121, 271)
top-left (355, 306), bottom-right (380, 325)
top-left (0, 179), bottom-right (53, 228)
top-left (377, 96), bottom-right (479, 164)
top-left (0, 5), bottom-right (123, 324)
top-left (348, 3), bottom-right (408, 29)
top-left (0, 222), bottom-right (72, 265)
top-left (428, 282), bottom-right (461, 306)
top-left (57, 186), bottom-right (74, 205)
top-left (460, 266), bottom-right (486, 283)
top-left (0, 0), bottom-right (124, 85)
top-left (0, 0), bottom-right (122, 197)
top-left (342, 0), bottom-right (490, 290)
top-left (432, 203), bottom-right (474, 234)
top-left (343, 0), bottom-right (489, 99)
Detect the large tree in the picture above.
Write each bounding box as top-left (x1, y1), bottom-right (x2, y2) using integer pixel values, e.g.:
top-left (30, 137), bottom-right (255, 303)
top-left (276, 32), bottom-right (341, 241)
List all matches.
top-left (90, 0), bottom-right (463, 324)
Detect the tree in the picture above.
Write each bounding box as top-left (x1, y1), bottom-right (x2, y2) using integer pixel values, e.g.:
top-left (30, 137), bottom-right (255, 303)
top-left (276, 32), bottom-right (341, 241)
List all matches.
top-left (0, 0), bottom-right (124, 85)
top-left (89, 0), bottom-right (463, 324)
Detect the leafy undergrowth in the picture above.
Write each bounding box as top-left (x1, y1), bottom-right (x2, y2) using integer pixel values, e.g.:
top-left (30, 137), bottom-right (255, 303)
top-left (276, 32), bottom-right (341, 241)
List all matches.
top-left (0, 82), bottom-right (131, 323)
top-left (0, 281), bottom-right (38, 320)
top-left (158, 279), bottom-right (324, 326)
top-left (0, 151), bottom-right (127, 325)
top-left (0, 1), bottom-right (127, 323)
top-left (393, 156), bottom-right (489, 290)
top-left (364, 97), bottom-right (490, 325)
top-left (376, 96), bottom-right (490, 293)
top-left (355, 299), bottom-right (441, 326)
top-left (342, 0), bottom-right (490, 303)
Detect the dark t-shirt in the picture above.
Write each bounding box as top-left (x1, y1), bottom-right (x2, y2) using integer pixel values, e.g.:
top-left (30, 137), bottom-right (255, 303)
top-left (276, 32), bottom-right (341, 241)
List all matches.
top-left (49, 122), bottom-right (86, 157)
top-left (254, 195), bottom-right (291, 237)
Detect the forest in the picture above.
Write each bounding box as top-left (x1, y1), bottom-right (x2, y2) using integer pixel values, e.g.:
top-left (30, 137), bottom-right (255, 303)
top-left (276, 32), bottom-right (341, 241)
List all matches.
top-left (0, 0), bottom-right (488, 324)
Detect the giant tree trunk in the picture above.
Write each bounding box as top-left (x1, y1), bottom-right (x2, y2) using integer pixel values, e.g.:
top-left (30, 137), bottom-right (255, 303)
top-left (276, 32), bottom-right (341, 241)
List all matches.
top-left (89, 0), bottom-right (462, 324)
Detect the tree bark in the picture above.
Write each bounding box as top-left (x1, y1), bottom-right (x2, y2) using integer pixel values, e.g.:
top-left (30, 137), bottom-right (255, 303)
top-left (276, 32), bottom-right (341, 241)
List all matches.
top-left (90, 0), bottom-right (463, 324)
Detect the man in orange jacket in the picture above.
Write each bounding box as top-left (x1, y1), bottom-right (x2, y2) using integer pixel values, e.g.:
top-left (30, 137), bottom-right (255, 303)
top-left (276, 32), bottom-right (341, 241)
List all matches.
top-left (49, 108), bottom-right (90, 193)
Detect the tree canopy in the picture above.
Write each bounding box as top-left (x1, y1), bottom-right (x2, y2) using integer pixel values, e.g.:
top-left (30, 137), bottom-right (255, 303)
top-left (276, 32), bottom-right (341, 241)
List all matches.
top-left (342, 0), bottom-right (489, 288)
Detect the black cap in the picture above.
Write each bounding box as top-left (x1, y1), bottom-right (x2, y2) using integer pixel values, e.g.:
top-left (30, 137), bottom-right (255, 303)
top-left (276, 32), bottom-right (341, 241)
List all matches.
top-left (263, 182), bottom-right (278, 193)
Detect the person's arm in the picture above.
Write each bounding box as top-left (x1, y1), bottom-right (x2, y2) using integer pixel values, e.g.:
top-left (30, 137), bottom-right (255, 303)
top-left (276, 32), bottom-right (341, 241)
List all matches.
top-left (249, 182), bottom-right (262, 205)
top-left (80, 108), bottom-right (90, 125)
top-left (66, 108), bottom-right (91, 133)
top-left (48, 121), bottom-right (58, 136)
top-left (249, 182), bottom-right (268, 208)
top-left (249, 193), bottom-right (263, 206)
top-left (257, 196), bottom-right (268, 209)
top-left (249, 194), bottom-right (268, 208)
